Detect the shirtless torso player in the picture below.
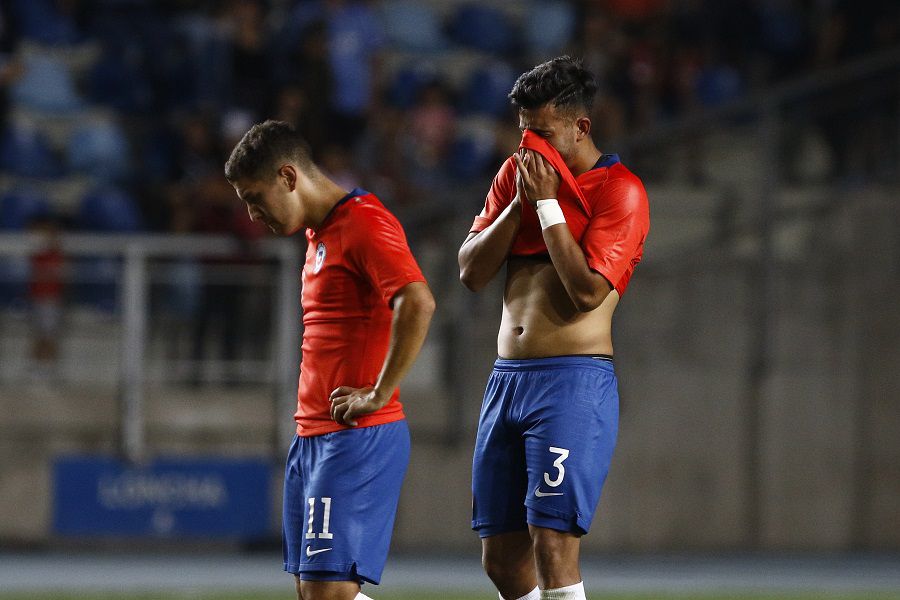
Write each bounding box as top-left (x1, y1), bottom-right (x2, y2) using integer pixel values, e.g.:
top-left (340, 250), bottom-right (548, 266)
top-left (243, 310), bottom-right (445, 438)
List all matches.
top-left (459, 56), bottom-right (650, 600)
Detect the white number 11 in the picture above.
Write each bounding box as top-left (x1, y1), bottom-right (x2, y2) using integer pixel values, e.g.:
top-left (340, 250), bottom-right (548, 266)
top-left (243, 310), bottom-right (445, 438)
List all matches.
top-left (306, 497), bottom-right (333, 539)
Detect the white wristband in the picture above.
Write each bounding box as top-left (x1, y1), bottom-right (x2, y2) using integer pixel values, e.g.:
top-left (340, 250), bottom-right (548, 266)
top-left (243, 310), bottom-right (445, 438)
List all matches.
top-left (535, 199), bottom-right (566, 230)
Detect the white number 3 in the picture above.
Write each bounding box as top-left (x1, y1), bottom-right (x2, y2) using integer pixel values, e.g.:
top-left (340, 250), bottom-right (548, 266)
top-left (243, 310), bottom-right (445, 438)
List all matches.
top-left (543, 446), bottom-right (570, 488)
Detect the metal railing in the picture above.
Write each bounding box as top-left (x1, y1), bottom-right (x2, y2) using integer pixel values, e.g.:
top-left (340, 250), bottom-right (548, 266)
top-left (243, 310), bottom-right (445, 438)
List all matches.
top-left (0, 233), bottom-right (303, 462)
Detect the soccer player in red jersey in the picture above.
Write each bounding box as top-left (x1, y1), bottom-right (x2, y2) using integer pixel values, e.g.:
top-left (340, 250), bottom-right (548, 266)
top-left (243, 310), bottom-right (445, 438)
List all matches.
top-left (459, 57), bottom-right (650, 600)
top-left (225, 121), bottom-right (435, 600)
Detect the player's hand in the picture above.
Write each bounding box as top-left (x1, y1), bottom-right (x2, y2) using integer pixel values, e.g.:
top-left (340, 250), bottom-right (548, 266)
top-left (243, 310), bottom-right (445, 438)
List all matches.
top-left (513, 149), bottom-right (560, 207)
top-left (329, 385), bottom-right (388, 427)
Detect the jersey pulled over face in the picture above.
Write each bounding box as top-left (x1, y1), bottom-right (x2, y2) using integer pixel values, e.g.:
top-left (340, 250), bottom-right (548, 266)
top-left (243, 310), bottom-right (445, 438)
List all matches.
top-left (297, 188), bottom-right (426, 436)
top-left (472, 134), bottom-right (650, 297)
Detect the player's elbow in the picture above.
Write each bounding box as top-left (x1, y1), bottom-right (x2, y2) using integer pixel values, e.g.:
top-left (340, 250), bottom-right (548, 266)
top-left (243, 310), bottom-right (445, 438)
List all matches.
top-left (394, 282), bottom-right (436, 322)
top-left (571, 287), bottom-right (610, 313)
top-left (457, 236), bottom-right (493, 292)
top-left (570, 273), bottom-right (614, 312)
top-left (417, 288), bottom-right (437, 319)
top-left (572, 294), bottom-right (599, 313)
top-left (457, 249), bottom-right (478, 291)
top-left (459, 266), bottom-right (487, 292)
top-left (409, 283), bottom-right (437, 321)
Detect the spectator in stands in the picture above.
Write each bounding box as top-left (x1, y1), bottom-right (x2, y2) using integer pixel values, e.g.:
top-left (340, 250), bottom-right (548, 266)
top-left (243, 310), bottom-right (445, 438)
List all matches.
top-left (28, 215), bottom-right (65, 381)
top-left (175, 112), bottom-right (222, 183)
top-left (276, 20), bottom-right (331, 153)
top-left (226, 0), bottom-right (272, 118)
top-left (577, 7), bottom-right (629, 142)
top-left (400, 80), bottom-right (456, 194)
top-left (322, 0), bottom-right (385, 149)
top-left (0, 2), bottom-right (22, 131)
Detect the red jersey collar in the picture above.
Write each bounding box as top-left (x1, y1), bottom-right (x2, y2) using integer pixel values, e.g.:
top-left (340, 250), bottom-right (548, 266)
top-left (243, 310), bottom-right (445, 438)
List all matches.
top-left (311, 187), bottom-right (368, 233)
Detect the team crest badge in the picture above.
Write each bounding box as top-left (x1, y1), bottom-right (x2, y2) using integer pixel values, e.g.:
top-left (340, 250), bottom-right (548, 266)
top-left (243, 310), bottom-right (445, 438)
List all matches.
top-left (313, 242), bottom-right (326, 274)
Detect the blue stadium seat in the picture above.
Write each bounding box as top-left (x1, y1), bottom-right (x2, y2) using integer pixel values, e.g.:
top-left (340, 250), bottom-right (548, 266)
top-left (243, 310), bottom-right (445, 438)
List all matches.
top-left (76, 187), bottom-right (142, 233)
top-left (0, 189), bottom-right (51, 230)
top-left (67, 121), bottom-right (132, 183)
top-left (449, 131), bottom-right (496, 179)
top-left (451, 4), bottom-right (516, 55)
top-left (387, 64), bottom-right (440, 110)
top-left (87, 6), bottom-right (186, 110)
top-left (0, 124), bottom-right (62, 179)
top-left (460, 62), bottom-right (517, 117)
top-left (11, 54), bottom-right (84, 113)
top-left (11, 0), bottom-right (82, 45)
top-left (381, 1), bottom-right (447, 53)
top-left (696, 65), bottom-right (744, 107)
top-left (523, 1), bottom-right (575, 55)
top-left (87, 48), bottom-right (153, 114)
top-left (0, 256), bottom-right (30, 309)
top-left (139, 131), bottom-right (177, 183)
top-left (74, 187), bottom-right (143, 312)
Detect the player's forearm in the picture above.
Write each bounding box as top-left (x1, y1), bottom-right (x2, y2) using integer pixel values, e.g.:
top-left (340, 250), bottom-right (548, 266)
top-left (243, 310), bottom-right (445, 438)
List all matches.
top-left (373, 282), bottom-right (436, 402)
top-left (543, 224), bottom-right (612, 312)
top-left (458, 199), bottom-right (521, 291)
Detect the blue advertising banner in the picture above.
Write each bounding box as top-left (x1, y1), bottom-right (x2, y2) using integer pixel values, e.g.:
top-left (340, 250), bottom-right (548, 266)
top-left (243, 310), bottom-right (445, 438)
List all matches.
top-left (53, 456), bottom-right (271, 538)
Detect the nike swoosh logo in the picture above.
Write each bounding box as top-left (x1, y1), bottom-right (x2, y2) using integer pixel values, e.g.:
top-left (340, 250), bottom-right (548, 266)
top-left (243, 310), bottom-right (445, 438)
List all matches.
top-left (534, 486), bottom-right (564, 497)
top-left (306, 546), bottom-right (333, 557)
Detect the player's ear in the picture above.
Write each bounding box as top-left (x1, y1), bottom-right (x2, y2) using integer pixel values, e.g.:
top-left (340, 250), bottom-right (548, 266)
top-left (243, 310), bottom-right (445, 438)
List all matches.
top-left (576, 116), bottom-right (592, 140)
top-left (279, 164), bottom-right (297, 191)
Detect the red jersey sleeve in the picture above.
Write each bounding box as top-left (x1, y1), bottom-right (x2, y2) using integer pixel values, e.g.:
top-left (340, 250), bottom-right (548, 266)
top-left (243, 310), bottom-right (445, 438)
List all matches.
top-left (582, 171), bottom-right (650, 296)
top-left (344, 202), bottom-right (427, 304)
top-left (471, 156), bottom-right (516, 233)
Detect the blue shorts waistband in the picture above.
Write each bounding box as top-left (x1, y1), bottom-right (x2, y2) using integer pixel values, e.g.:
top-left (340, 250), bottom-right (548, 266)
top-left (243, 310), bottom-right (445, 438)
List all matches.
top-left (493, 354), bottom-right (614, 372)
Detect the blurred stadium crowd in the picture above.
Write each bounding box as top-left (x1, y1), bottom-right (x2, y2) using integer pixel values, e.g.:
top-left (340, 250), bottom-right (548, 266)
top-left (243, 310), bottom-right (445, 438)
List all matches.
top-left (2, 0), bottom-right (898, 229)
top-left (0, 0), bottom-right (897, 324)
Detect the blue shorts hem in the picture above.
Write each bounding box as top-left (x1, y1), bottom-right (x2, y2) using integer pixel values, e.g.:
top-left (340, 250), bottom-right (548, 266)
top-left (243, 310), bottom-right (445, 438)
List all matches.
top-left (472, 520), bottom-right (528, 538)
top-left (284, 562), bottom-right (380, 585)
top-left (524, 500), bottom-right (590, 535)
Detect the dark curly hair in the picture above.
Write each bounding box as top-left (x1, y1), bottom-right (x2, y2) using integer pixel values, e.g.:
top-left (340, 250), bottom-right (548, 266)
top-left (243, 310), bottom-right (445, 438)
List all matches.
top-left (224, 120), bottom-right (313, 182)
top-left (508, 56), bottom-right (598, 117)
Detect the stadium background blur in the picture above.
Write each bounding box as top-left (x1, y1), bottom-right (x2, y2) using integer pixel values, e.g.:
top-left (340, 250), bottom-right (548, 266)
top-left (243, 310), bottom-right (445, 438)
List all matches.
top-left (0, 0), bottom-right (899, 596)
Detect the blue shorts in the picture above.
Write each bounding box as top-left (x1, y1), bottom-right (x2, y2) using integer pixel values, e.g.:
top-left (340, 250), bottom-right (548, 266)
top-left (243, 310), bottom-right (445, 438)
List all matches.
top-left (283, 420), bottom-right (410, 585)
top-left (472, 356), bottom-right (619, 537)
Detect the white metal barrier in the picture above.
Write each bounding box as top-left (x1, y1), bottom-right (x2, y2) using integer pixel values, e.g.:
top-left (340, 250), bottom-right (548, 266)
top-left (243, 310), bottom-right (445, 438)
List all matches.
top-left (0, 233), bottom-right (302, 462)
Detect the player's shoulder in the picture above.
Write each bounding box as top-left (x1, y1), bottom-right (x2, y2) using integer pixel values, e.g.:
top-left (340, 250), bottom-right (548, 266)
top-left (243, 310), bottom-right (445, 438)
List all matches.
top-left (339, 191), bottom-right (404, 236)
top-left (594, 161), bottom-right (648, 213)
top-left (345, 191), bottom-right (396, 220)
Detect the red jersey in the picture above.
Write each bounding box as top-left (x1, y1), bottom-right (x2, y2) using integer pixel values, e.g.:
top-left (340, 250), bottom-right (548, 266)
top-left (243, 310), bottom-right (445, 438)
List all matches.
top-left (471, 132), bottom-right (650, 296)
top-left (296, 188), bottom-right (426, 436)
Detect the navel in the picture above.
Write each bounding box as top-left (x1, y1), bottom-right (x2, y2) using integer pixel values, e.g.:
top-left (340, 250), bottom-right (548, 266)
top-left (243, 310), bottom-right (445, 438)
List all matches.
top-left (513, 326), bottom-right (524, 336)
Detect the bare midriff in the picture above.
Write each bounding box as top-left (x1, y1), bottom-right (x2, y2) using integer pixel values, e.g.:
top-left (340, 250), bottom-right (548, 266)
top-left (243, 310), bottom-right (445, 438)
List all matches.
top-left (498, 256), bottom-right (618, 359)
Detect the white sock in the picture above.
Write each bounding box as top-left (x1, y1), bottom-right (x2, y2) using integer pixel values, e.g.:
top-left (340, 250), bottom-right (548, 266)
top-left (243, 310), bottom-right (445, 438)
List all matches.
top-left (540, 581), bottom-right (585, 600)
top-left (501, 587), bottom-right (540, 600)
top-left (355, 592), bottom-right (373, 600)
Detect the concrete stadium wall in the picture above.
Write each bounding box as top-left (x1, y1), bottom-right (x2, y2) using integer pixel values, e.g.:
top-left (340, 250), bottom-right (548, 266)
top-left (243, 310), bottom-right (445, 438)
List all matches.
top-left (0, 189), bottom-right (897, 553)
